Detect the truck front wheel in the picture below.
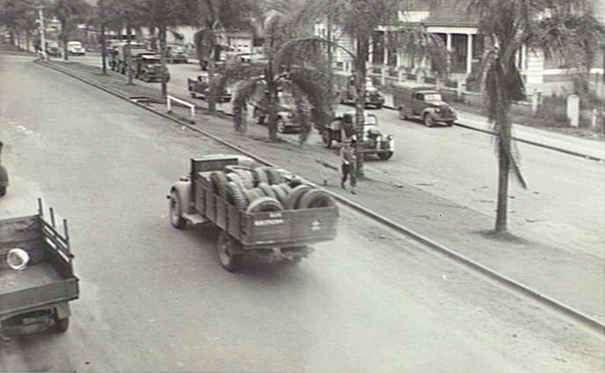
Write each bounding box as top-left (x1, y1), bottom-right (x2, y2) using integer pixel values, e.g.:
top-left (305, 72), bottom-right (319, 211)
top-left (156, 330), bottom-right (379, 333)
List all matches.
top-left (217, 231), bottom-right (242, 272)
top-left (424, 114), bottom-right (435, 127)
top-left (378, 151), bottom-right (393, 160)
top-left (169, 191), bottom-right (186, 229)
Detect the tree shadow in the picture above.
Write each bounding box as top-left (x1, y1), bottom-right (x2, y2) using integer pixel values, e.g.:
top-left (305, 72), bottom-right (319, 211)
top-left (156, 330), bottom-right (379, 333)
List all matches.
top-left (477, 229), bottom-right (529, 245)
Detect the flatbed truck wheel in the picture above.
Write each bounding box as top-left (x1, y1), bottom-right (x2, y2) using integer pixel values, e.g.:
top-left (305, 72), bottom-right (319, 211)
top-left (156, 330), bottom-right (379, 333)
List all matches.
top-left (169, 191), bottom-right (186, 229)
top-left (217, 231), bottom-right (242, 272)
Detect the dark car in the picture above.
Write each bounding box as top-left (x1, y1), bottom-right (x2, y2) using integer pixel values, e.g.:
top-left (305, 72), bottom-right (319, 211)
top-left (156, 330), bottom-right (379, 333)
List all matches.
top-left (45, 46), bottom-right (62, 57)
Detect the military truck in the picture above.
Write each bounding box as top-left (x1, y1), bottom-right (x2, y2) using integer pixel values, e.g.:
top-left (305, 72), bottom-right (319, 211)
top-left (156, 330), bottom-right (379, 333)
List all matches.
top-left (132, 54), bottom-right (170, 83)
top-left (393, 85), bottom-right (458, 127)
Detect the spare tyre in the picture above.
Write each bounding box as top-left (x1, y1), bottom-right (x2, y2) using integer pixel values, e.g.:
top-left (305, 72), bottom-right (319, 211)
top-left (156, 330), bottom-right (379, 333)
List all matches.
top-left (270, 184), bottom-right (288, 205)
top-left (210, 171), bottom-right (229, 196)
top-left (224, 181), bottom-right (247, 210)
top-left (261, 167), bottom-right (283, 185)
top-left (251, 167), bottom-right (270, 186)
top-left (284, 185), bottom-right (313, 210)
top-left (246, 196), bottom-right (284, 213)
top-left (297, 188), bottom-right (336, 209)
top-left (258, 182), bottom-right (277, 199)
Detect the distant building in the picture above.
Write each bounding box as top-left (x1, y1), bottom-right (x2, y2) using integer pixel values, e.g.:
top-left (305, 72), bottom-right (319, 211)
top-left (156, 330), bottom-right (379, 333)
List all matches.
top-left (315, 0), bottom-right (605, 98)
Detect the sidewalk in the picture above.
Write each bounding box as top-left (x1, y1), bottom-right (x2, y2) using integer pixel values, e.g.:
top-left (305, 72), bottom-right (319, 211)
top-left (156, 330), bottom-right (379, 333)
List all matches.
top-left (39, 59), bottom-right (605, 327)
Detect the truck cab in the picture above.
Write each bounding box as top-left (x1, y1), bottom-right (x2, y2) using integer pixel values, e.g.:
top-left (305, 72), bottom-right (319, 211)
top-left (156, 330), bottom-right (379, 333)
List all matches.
top-left (66, 41), bottom-right (85, 56)
top-left (133, 54), bottom-right (170, 82)
top-left (395, 86), bottom-right (457, 127)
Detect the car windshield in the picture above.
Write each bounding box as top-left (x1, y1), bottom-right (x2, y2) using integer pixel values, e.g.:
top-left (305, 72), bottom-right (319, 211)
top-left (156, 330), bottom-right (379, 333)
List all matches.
top-left (424, 93), bottom-right (443, 101)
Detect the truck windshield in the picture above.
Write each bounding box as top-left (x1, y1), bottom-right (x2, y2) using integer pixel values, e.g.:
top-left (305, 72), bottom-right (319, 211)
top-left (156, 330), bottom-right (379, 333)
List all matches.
top-left (424, 93), bottom-right (443, 101)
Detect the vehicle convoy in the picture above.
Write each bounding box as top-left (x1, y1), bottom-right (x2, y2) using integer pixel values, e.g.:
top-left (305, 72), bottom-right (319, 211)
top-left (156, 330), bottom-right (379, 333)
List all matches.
top-left (112, 43), bottom-right (170, 82)
top-left (168, 154), bottom-right (340, 271)
top-left (394, 85), bottom-right (458, 127)
top-left (321, 111), bottom-right (395, 160)
top-left (334, 72), bottom-right (385, 109)
top-left (66, 41), bottom-right (85, 56)
top-left (187, 75), bottom-right (231, 102)
top-left (0, 200), bottom-right (79, 334)
top-left (0, 141), bottom-right (7, 197)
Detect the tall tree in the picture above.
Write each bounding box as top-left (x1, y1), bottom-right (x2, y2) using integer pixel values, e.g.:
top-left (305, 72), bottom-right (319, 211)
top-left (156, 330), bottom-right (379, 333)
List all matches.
top-left (467, 0), bottom-right (604, 234)
top-left (52, 0), bottom-right (90, 61)
top-left (142, 0), bottom-right (198, 97)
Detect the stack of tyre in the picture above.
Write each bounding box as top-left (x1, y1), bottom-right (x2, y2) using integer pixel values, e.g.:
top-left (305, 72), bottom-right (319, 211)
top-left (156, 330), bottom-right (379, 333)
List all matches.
top-left (210, 165), bottom-right (335, 213)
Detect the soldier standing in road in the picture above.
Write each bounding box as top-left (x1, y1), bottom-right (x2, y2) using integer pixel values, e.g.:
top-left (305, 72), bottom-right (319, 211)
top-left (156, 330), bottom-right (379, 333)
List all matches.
top-left (340, 138), bottom-right (357, 194)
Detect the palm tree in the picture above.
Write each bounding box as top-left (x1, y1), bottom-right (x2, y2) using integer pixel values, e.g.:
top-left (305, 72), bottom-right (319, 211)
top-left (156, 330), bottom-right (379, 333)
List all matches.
top-left (52, 0), bottom-right (90, 61)
top-left (141, 0), bottom-right (198, 97)
top-left (213, 1), bottom-right (334, 142)
top-left (193, 0), bottom-right (260, 113)
top-left (467, 0), bottom-right (605, 234)
top-left (295, 0), bottom-right (449, 176)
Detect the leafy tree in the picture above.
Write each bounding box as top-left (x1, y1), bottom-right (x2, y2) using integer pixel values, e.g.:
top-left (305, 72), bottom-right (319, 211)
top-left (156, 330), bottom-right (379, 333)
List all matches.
top-left (52, 0), bottom-right (90, 61)
top-left (467, 0), bottom-right (605, 234)
top-left (0, 0), bottom-right (46, 49)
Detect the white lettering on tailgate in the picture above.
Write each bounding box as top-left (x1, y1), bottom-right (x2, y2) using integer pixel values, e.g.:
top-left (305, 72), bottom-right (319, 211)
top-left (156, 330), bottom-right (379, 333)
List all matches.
top-left (254, 219), bottom-right (284, 226)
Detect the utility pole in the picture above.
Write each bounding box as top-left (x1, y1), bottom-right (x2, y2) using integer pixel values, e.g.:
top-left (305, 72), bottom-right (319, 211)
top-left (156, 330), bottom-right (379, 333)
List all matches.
top-left (38, 6), bottom-right (47, 60)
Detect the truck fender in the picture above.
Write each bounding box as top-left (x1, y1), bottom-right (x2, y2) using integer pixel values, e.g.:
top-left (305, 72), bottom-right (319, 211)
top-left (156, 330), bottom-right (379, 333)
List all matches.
top-left (170, 178), bottom-right (193, 215)
top-left (55, 302), bottom-right (71, 319)
top-left (421, 107), bottom-right (438, 119)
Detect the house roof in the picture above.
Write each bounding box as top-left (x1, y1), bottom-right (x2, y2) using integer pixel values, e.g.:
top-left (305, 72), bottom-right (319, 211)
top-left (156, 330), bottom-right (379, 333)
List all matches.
top-left (421, 0), bottom-right (480, 27)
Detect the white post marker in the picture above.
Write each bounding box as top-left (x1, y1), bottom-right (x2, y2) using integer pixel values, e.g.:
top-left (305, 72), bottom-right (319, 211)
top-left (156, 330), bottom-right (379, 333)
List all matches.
top-left (567, 94), bottom-right (580, 128)
top-left (167, 95), bottom-right (196, 123)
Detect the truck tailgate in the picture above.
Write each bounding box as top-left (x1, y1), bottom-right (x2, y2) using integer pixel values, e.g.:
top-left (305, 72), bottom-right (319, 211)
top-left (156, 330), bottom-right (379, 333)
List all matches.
top-left (0, 263), bottom-right (79, 316)
top-left (238, 206), bottom-right (339, 247)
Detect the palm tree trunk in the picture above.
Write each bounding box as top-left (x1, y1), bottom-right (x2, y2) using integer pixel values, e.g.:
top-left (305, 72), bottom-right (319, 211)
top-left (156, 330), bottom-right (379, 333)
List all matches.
top-left (127, 26), bottom-right (133, 85)
top-left (159, 26), bottom-right (168, 97)
top-left (354, 34), bottom-right (368, 177)
top-left (207, 44), bottom-right (217, 113)
top-left (494, 103), bottom-right (512, 233)
top-left (101, 23), bottom-right (107, 74)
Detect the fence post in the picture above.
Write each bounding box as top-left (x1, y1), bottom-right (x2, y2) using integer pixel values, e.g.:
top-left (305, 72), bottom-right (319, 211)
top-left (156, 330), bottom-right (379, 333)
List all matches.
top-left (566, 94), bottom-right (580, 127)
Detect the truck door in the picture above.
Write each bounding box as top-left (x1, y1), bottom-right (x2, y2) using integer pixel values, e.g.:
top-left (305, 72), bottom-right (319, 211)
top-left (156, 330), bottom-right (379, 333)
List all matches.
top-left (412, 92), bottom-right (424, 115)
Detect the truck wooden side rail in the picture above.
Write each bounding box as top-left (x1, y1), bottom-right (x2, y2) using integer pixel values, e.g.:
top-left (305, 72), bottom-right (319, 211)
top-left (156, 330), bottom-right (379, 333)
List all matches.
top-left (169, 155), bottom-right (339, 271)
top-left (0, 199), bottom-right (79, 334)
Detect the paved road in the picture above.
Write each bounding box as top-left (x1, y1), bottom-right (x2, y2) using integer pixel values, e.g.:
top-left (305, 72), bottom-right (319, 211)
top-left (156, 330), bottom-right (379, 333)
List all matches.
top-left (2, 48), bottom-right (604, 372)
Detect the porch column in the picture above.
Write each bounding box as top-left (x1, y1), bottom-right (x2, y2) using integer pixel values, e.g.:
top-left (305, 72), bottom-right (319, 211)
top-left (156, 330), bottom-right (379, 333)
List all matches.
top-left (466, 33), bottom-right (473, 76)
top-left (446, 33), bottom-right (453, 71)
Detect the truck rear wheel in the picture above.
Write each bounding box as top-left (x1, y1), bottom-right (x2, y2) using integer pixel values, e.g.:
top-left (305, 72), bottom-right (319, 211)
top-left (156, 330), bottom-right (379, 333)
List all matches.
top-left (217, 231), bottom-right (242, 272)
top-left (55, 317), bottom-right (69, 333)
top-left (398, 107), bottom-right (407, 120)
top-left (0, 187), bottom-right (6, 197)
top-left (169, 191), bottom-right (186, 229)
top-left (322, 131), bottom-right (332, 148)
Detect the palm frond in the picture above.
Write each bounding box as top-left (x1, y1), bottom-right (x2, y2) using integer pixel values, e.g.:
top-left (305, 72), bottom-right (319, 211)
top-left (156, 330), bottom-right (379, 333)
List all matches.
top-left (392, 25), bottom-right (449, 79)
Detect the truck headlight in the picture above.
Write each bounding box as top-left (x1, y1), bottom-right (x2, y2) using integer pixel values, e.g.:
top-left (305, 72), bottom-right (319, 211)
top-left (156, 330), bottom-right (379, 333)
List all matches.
top-left (387, 135), bottom-right (393, 140)
top-left (435, 108), bottom-right (441, 113)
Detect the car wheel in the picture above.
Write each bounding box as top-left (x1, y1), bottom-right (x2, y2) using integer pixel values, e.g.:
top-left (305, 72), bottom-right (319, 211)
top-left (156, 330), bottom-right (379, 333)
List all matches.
top-left (445, 121), bottom-right (455, 127)
top-left (398, 107), bottom-right (407, 120)
top-left (277, 118), bottom-right (286, 133)
top-left (424, 114), bottom-right (435, 127)
top-left (378, 151), bottom-right (393, 160)
top-left (54, 317), bottom-right (69, 333)
top-left (0, 186), bottom-right (6, 197)
top-left (322, 131), bottom-right (332, 148)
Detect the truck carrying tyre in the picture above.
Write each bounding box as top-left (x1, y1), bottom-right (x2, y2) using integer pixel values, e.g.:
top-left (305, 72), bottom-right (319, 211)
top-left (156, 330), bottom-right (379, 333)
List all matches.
top-left (0, 199), bottom-right (79, 335)
top-left (168, 154), bottom-right (340, 272)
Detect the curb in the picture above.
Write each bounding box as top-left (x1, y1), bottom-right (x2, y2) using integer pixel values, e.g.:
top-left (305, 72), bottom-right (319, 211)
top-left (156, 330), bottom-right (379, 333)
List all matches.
top-left (37, 59), bottom-right (605, 335)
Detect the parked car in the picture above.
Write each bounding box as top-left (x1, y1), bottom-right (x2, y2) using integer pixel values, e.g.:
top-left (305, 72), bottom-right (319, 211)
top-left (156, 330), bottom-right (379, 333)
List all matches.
top-left (320, 111), bottom-right (394, 160)
top-left (166, 44), bottom-right (188, 64)
top-left (45, 46), bottom-right (62, 58)
top-left (334, 72), bottom-right (385, 109)
top-left (187, 75), bottom-right (231, 102)
top-left (251, 92), bottom-right (304, 134)
top-left (67, 41), bottom-right (85, 56)
top-left (394, 85), bottom-right (457, 127)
